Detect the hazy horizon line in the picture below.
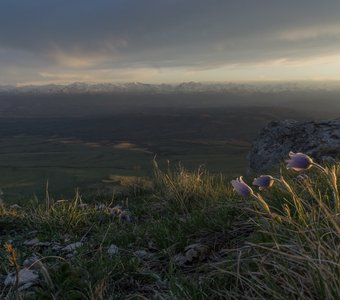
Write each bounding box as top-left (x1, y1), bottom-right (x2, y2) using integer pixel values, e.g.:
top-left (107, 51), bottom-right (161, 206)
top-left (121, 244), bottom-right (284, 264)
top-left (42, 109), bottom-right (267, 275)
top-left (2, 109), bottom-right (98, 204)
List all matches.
top-left (2, 79), bottom-right (339, 88)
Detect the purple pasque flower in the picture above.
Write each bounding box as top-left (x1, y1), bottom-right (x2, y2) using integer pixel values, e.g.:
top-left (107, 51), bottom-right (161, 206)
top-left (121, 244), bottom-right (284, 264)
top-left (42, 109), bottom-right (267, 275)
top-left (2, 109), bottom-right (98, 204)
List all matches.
top-left (286, 151), bottom-right (314, 171)
top-left (253, 175), bottom-right (274, 190)
top-left (231, 176), bottom-right (254, 197)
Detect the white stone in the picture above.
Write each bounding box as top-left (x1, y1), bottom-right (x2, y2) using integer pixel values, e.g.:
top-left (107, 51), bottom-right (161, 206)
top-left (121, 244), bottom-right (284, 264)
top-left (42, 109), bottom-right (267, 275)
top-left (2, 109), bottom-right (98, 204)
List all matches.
top-left (9, 204), bottom-right (22, 209)
top-left (134, 250), bottom-right (150, 259)
top-left (62, 242), bottom-right (83, 252)
top-left (23, 256), bottom-right (39, 269)
top-left (23, 238), bottom-right (40, 246)
top-left (51, 243), bottom-right (63, 251)
top-left (107, 244), bottom-right (119, 255)
top-left (4, 268), bottom-right (39, 286)
top-left (78, 203), bottom-right (88, 209)
top-left (18, 281), bottom-right (36, 291)
top-left (36, 242), bottom-right (51, 247)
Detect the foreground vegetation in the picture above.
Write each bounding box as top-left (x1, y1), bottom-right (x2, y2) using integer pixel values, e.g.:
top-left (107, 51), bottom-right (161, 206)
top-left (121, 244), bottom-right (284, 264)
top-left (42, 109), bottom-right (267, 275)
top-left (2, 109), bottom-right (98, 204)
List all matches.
top-left (0, 156), bottom-right (339, 299)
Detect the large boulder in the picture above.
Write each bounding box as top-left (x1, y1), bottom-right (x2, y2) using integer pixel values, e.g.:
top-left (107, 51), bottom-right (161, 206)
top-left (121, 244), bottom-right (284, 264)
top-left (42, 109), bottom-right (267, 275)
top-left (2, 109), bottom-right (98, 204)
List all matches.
top-left (248, 118), bottom-right (340, 172)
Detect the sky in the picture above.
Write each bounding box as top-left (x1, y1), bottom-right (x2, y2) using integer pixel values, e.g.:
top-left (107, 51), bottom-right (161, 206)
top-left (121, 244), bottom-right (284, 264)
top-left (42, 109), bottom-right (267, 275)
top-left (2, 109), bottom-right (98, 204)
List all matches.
top-left (1, 0), bottom-right (340, 85)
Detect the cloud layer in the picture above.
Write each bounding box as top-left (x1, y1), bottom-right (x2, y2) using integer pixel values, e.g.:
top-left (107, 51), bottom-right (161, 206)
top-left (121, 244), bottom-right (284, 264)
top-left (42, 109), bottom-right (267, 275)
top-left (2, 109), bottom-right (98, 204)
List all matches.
top-left (1, 0), bottom-right (340, 84)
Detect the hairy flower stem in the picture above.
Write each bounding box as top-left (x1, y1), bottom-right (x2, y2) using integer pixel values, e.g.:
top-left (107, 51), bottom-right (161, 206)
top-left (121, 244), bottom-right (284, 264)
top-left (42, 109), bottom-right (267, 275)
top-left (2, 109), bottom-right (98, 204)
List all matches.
top-left (271, 177), bottom-right (307, 222)
top-left (312, 162), bottom-right (339, 212)
top-left (252, 193), bottom-right (271, 215)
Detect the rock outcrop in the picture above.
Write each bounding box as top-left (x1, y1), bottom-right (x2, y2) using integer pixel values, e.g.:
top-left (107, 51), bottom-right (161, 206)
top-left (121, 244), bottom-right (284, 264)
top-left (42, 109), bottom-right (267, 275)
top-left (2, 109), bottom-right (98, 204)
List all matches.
top-left (248, 118), bottom-right (340, 172)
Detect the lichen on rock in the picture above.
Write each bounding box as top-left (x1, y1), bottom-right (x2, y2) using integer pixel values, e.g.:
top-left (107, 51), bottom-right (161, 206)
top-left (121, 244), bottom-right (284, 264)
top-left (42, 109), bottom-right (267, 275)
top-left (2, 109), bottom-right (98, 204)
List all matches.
top-left (248, 118), bottom-right (340, 172)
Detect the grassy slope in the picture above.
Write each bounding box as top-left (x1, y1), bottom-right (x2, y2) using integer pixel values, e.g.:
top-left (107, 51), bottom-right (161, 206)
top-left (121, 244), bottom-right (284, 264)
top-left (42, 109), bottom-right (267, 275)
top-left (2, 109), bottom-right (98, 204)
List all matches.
top-left (0, 135), bottom-right (248, 203)
top-left (0, 161), bottom-right (339, 299)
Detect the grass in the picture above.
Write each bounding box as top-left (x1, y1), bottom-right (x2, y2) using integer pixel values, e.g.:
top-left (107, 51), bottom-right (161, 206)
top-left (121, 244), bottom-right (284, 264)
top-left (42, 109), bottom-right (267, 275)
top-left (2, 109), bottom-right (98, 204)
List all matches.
top-left (208, 163), bottom-right (340, 299)
top-left (0, 159), bottom-right (339, 299)
top-left (0, 135), bottom-right (248, 203)
top-left (0, 135), bottom-right (155, 202)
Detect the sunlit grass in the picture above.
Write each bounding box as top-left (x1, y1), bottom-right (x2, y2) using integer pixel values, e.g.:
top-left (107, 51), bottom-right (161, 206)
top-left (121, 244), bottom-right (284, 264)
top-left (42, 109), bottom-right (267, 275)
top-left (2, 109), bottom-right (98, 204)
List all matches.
top-left (209, 162), bottom-right (340, 299)
top-left (153, 160), bottom-right (233, 213)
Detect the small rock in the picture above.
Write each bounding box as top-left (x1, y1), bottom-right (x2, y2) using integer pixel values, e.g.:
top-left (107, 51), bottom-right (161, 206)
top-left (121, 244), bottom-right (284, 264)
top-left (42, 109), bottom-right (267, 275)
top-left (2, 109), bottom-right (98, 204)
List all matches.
top-left (35, 242), bottom-right (51, 247)
top-left (148, 240), bottom-right (157, 250)
top-left (184, 243), bottom-right (208, 262)
top-left (107, 244), bottom-right (119, 255)
top-left (109, 205), bottom-right (132, 223)
top-left (19, 281), bottom-right (36, 291)
top-left (78, 203), bottom-right (88, 209)
top-left (172, 253), bottom-right (187, 266)
top-left (55, 199), bottom-right (69, 204)
top-left (51, 243), bottom-right (63, 251)
top-left (23, 256), bottom-right (40, 269)
top-left (62, 242), bottom-right (83, 252)
top-left (23, 238), bottom-right (40, 246)
top-left (27, 230), bottom-right (38, 236)
top-left (9, 204), bottom-right (22, 209)
top-left (172, 243), bottom-right (209, 266)
top-left (109, 205), bottom-right (123, 217)
top-left (134, 250), bottom-right (151, 259)
top-left (4, 268), bottom-right (39, 286)
top-left (63, 234), bottom-right (72, 243)
top-left (119, 211), bottom-right (132, 223)
top-left (23, 238), bottom-right (50, 248)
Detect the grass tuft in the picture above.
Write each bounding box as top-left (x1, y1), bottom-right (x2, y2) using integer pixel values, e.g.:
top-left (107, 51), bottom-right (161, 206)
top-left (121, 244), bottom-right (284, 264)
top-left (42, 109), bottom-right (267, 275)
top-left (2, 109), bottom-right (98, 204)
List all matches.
top-left (0, 160), bottom-right (339, 299)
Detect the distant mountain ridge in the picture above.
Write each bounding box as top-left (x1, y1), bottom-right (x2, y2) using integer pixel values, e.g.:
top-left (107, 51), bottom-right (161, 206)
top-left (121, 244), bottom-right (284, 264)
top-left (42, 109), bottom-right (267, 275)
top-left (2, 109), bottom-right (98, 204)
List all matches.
top-left (1, 81), bottom-right (340, 95)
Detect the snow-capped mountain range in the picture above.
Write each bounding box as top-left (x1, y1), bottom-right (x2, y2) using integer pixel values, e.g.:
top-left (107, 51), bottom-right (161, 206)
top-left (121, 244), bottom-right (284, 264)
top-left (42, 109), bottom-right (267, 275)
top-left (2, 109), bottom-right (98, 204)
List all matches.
top-left (1, 81), bottom-right (340, 95)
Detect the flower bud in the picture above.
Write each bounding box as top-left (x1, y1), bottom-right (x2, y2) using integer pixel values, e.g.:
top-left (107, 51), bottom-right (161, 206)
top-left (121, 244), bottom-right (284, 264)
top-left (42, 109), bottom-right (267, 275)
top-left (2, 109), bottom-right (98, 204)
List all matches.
top-left (253, 175), bottom-right (274, 190)
top-left (231, 176), bottom-right (254, 197)
top-left (286, 151), bottom-right (314, 171)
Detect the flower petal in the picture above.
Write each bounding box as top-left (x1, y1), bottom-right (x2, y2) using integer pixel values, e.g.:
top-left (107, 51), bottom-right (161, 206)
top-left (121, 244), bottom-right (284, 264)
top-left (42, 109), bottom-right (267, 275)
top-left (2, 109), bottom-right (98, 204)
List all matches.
top-left (231, 177), bottom-right (253, 197)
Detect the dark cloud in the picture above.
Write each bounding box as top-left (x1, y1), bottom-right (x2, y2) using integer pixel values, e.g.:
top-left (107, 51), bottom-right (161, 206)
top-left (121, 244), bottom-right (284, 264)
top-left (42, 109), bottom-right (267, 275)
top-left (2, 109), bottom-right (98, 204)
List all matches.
top-left (1, 0), bottom-right (340, 83)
